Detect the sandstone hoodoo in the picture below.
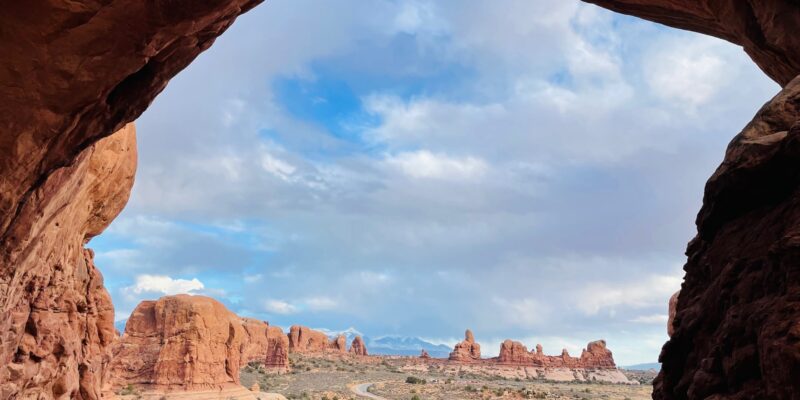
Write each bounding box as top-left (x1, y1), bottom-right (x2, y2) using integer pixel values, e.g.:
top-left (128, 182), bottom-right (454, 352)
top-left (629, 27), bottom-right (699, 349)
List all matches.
top-left (420, 349), bottom-right (431, 359)
top-left (108, 294), bottom-right (288, 394)
top-left (449, 329), bottom-right (482, 362)
top-left (497, 339), bottom-right (615, 369)
top-left (349, 336), bottom-right (368, 356)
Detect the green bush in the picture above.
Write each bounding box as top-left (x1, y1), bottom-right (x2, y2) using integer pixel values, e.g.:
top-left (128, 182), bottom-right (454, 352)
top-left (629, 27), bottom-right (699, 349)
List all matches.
top-left (405, 376), bottom-right (426, 384)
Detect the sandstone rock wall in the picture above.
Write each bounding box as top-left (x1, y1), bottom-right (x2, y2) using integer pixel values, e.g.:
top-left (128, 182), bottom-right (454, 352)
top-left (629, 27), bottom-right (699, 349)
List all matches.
top-left (0, 2), bottom-right (261, 398)
top-left (497, 339), bottom-right (616, 369)
top-left (0, 124), bottom-right (136, 399)
top-left (448, 329), bottom-right (482, 362)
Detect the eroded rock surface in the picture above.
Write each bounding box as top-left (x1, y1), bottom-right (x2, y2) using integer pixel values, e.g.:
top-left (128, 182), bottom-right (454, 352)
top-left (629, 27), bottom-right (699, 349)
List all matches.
top-left (497, 339), bottom-right (616, 369)
top-left (652, 76), bottom-right (800, 400)
top-left (0, 1), bottom-right (261, 398)
top-left (448, 329), bottom-right (482, 362)
top-left (0, 124), bottom-right (136, 399)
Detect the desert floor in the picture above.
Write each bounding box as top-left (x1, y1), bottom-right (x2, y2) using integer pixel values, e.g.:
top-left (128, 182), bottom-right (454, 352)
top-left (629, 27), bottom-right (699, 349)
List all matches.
top-left (240, 354), bottom-right (655, 400)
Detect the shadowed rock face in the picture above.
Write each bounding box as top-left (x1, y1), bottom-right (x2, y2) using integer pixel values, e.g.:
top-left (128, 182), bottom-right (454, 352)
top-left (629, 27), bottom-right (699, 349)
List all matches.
top-left (580, 1), bottom-right (800, 399)
top-left (581, 0), bottom-right (800, 87)
top-left (0, 1), bottom-right (260, 398)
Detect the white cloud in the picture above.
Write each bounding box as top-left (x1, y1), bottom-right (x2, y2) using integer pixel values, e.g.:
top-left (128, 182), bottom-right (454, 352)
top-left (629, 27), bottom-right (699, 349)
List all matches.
top-left (124, 274), bottom-right (205, 295)
top-left (575, 274), bottom-right (682, 316)
top-left (645, 36), bottom-right (732, 108)
top-left (263, 299), bottom-right (298, 315)
top-left (260, 152), bottom-right (297, 180)
top-left (385, 150), bottom-right (487, 180)
top-left (630, 314), bottom-right (669, 324)
top-left (305, 296), bottom-right (339, 311)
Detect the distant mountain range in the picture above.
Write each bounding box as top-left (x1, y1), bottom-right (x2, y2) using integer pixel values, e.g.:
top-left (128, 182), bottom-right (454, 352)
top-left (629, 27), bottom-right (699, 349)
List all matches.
top-left (366, 335), bottom-right (452, 357)
top-left (315, 328), bottom-right (451, 357)
top-left (622, 362), bottom-right (660, 371)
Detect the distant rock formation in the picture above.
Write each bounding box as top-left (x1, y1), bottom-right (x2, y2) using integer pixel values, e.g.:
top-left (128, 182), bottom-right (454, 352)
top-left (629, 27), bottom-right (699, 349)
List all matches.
top-left (349, 336), bottom-right (368, 356)
top-left (108, 295), bottom-right (288, 393)
top-left (420, 349), bottom-right (431, 359)
top-left (287, 325), bottom-right (350, 354)
top-left (331, 334), bottom-right (348, 353)
top-left (264, 325), bottom-right (290, 371)
top-left (449, 329), bottom-right (482, 362)
top-left (497, 339), bottom-right (616, 369)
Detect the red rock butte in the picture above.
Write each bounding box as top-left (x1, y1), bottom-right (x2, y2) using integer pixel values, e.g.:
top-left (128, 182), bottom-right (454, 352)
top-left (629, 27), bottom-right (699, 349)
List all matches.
top-left (497, 339), bottom-right (616, 369)
top-left (2, 1), bottom-right (800, 398)
top-left (107, 295), bottom-right (288, 394)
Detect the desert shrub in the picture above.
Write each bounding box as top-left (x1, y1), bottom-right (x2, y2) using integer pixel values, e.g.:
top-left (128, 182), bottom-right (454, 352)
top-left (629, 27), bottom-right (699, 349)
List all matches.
top-left (405, 376), bottom-right (426, 384)
top-left (411, 395), bottom-right (421, 400)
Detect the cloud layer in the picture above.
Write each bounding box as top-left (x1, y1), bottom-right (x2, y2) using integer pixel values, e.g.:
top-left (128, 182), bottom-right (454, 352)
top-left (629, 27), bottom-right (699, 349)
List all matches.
top-left (90, 0), bottom-right (778, 365)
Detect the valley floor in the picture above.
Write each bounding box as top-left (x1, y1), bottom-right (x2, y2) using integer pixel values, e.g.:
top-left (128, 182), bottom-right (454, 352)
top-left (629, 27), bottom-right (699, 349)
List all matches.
top-left (240, 354), bottom-right (654, 400)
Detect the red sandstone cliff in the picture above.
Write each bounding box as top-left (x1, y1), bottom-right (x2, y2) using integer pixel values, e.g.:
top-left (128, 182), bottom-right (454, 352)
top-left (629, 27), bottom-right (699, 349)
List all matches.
top-left (0, 124), bottom-right (135, 399)
top-left (448, 329), bottom-right (482, 362)
top-left (108, 295), bottom-right (288, 393)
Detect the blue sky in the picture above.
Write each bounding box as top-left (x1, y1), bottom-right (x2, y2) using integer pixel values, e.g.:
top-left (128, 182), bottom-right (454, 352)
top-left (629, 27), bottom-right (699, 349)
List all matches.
top-left (90, 0), bottom-right (778, 365)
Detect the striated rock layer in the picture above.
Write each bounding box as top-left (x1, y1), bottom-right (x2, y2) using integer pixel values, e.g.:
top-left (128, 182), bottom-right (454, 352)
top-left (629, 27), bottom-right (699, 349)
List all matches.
top-left (0, 124), bottom-right (136, 399)
top-left (0, 1), bottom-right (261, 398)
top-left (108, 294), bottom-right (289, 393)
top-left (448, 329), bottom-right (482, 362)
top-left (497, 340), bottom-right (616, 369)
